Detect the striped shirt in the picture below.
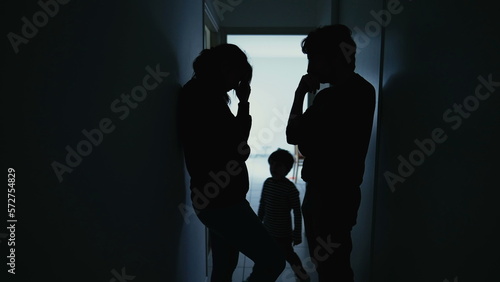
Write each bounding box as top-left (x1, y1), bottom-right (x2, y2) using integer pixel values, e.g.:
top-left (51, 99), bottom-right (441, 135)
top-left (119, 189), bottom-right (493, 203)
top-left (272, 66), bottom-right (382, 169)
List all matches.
top-left (258, 177), bottom-right (302, 240)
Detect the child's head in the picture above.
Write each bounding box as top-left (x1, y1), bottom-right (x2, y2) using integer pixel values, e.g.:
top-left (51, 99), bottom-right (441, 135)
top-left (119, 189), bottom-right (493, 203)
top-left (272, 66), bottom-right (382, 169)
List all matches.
top-left (268, 148), bottom-right (295, 179)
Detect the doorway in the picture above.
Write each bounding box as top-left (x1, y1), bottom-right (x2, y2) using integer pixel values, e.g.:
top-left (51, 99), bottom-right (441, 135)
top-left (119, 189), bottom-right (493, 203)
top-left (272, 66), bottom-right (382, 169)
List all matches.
top-left (202, 34), bottom-right (315, 280)
top-left (227, 34), bottom-right (308, 158)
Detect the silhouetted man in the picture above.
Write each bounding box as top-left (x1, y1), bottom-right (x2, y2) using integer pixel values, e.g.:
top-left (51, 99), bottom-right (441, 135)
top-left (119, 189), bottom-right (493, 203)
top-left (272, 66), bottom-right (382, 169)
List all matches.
top-left (286, 25), bottom-right (375, 282)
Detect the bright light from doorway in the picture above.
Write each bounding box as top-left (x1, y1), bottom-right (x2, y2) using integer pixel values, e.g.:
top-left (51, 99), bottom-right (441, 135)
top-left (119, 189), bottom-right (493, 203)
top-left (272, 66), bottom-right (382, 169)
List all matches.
top-left (227, 35), bottom-right (308, 156)
top-left (228, 35), bottom-right (306, 58)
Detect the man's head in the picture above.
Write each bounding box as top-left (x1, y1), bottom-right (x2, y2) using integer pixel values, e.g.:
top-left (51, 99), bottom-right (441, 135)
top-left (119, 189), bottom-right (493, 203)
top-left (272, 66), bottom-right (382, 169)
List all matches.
top-left (301, 24), bottom-right (356, 83)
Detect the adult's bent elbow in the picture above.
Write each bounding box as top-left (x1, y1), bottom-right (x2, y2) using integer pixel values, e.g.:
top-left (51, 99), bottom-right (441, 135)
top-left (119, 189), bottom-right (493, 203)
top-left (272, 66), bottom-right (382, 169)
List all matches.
top-left (286, 126), bottom-right (299, 145)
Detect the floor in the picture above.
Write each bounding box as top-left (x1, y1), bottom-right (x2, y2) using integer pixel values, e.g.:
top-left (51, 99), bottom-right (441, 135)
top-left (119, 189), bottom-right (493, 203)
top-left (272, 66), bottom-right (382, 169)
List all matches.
top-left (207, 155), bottom-right (319, 282)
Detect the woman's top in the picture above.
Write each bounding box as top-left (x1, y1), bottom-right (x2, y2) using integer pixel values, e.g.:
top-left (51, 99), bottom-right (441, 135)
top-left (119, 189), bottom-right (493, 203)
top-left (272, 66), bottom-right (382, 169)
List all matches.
top-left (179, 78), bottom-right (252, 210)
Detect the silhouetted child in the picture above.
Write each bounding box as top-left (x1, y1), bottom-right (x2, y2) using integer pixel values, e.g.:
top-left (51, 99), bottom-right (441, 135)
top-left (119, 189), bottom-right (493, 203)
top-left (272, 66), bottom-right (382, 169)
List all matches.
top-left (258, 148), bottom-right (310, 282)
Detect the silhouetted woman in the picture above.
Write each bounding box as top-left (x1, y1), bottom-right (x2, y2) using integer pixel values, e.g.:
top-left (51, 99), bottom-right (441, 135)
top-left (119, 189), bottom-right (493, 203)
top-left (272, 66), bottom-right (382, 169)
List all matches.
top-left (178, 44), bottom-right (285, 282)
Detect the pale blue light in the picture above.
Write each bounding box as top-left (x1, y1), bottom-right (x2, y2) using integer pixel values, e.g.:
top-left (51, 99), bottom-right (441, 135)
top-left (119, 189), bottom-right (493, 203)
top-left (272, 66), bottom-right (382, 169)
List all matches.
top-left (227, 35), bottom-right (308, 156)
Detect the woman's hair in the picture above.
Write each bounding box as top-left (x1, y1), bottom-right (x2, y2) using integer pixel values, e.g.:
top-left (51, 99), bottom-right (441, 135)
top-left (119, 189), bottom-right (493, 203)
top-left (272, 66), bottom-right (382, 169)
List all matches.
top-left (301, 24), bottom-right (356, 71)
top-left (193, 43), bottom-right (252, 84)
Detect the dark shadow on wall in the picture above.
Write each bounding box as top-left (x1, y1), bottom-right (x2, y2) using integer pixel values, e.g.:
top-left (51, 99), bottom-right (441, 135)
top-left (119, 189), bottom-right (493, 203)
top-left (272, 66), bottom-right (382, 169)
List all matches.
top-left (3, 1), bottom-right (190, 281)
top-left (373, 2), bottom-right (500, 278)
top-left (375, 66), bottom-right (500, 281)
